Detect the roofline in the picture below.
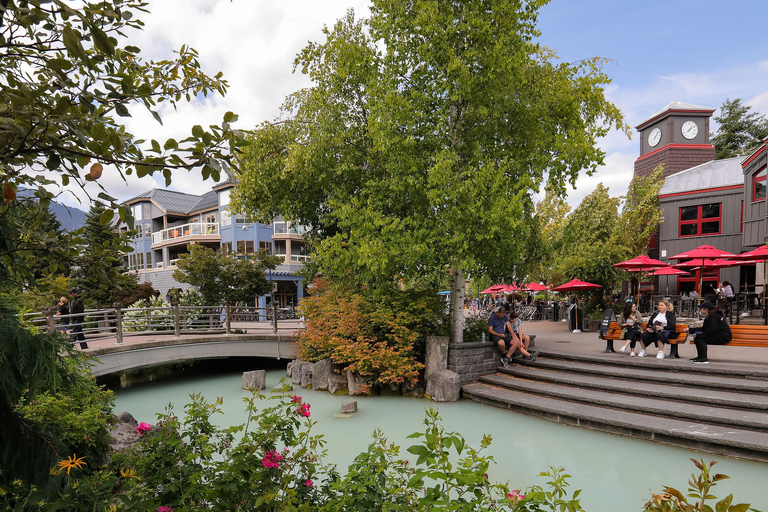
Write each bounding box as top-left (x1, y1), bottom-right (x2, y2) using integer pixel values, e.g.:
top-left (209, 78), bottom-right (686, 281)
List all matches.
top-left (636, 108), bottom-right (715, 131)
top-left (659, 184), bottom-right (743, 200)
top-left (635, 143), bottom-right (715, 162)
top-left (742, 144), bottom-right (767, 169)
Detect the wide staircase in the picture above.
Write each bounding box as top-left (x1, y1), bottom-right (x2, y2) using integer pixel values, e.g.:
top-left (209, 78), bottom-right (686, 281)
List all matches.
top-left (462, 350), bottom-right (768, 463)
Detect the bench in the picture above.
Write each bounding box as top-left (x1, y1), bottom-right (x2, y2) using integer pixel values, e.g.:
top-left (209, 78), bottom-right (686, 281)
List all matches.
top-left (600, 322), bottom-right (690, 357)
top-left (688, 324), bottom-right (768, 348)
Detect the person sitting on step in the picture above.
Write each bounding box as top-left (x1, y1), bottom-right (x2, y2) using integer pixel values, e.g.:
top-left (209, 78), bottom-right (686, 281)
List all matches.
top-left (638, 299), bottom-right (677, 359)
top-left (506, 310), bottom-right (531, 356)
top-left (487, 306), bottom-right (537, 367)
top-left (690, 300), bottom-right (732, 364)
top-left (618, 301), bottom-right (643, 356)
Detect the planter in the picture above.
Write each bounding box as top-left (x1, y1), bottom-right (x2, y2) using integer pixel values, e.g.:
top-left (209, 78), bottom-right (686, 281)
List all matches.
top-left (583, 319), bottom-right (601, 332)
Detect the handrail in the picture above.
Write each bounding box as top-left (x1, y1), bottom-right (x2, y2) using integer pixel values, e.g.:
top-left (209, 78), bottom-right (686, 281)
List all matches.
top-left (152, 222), bottom-right (220, 245)
top-left (25, 302), bottom-right (298, 345)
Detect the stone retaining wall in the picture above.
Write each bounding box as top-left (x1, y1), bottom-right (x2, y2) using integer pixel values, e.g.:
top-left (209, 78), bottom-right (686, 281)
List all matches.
top-left (447, 342), bottom-right (499, 385)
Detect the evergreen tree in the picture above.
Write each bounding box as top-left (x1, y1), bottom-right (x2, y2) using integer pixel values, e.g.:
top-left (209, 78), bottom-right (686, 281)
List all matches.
top-left (711, 98), bottom-right (768, 159)
top-left (73, 202), bottom-right (138, 308)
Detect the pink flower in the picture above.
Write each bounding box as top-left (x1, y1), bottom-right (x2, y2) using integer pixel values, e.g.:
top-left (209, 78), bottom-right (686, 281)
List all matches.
top-left (305, 479), bottom-right (313, 487)
top-left (507, 490), bottom-right (525, 502)
top-left (296, 403), bottom-right (311, 418)
top-left (157, 507), bottom-right (174, 512)
top-left (291, 395), bottom-right (302, 403)
top-left (261, 450), bottom-right (283, 469)
top-left (136, 422), bottom-right (151, 436)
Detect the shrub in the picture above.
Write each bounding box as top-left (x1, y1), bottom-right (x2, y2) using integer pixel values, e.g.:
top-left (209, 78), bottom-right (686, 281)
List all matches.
top-left (297, 279), bottom-right (448, 388)
top-left (122, 296), bottom-right (172, 332)
top-left (464, 315), bottom-right (489, 342)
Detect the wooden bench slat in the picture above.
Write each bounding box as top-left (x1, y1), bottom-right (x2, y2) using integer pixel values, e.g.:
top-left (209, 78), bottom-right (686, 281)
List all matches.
top-left (601, 322), bottom-right (689, 344)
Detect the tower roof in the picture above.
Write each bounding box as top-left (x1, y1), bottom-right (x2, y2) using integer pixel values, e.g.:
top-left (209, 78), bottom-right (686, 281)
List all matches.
top-left (636, 101), bottom-right (716, 130)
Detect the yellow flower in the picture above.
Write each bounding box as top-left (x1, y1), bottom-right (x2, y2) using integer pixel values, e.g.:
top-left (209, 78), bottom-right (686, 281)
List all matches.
top-left (105, 505), bottom-right (118, 512)
top-left (120, 468), bottom-right (140, 480)
top-left (55, 454), bottom-right (86, 475)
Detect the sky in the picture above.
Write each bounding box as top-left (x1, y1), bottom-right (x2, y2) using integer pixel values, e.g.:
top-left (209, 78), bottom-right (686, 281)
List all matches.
top-left (66, 0), bottom-right (768, 210)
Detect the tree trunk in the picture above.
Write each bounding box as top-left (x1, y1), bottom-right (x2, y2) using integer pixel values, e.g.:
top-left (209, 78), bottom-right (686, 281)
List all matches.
top-left (450, 267), bottom-right (465, 343)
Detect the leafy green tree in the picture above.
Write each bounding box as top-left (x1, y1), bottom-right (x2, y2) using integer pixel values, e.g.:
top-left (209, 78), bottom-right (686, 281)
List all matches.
top-left (232, 3), bottom-right (628, 341)
top-left (552, 184), bottom-right (624, 299)
top-left (711, 98), bottom-right (768, 159)
top-left (72, 202), bottom-right (138, 308)
top-left (173, 244), bottom-right (281, 305)
top-left (615, 165), bottom-right (664, 256)
top-left (0, 0), bottom-right (244, 234)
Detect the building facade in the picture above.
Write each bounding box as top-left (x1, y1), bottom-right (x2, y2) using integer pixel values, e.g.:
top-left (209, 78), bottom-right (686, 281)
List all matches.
top-left (636, 101), bottom-right (768, 295)
top-left (118, 182), bottom-right (308, 307)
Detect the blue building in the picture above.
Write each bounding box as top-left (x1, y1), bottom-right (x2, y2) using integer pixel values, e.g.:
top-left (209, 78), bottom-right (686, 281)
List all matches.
top-left (118, 182), bottom-right (308, 307)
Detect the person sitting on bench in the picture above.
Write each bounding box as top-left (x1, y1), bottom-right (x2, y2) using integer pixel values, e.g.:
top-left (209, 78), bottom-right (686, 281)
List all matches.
top-left (639, 299), bottom-right (677, 359)
top-left (618, 301), bottom-right (643, 356)
top-left (690, 300), bottom-right (732, 364)
top-left (487, 306), bottom-right (537, 367)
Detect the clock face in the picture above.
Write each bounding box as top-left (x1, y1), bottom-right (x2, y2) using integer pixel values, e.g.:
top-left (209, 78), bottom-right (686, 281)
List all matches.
top-left (648, 128), bottom-right (662, 147)
top-left (681, 121), bottom-right (698, 140)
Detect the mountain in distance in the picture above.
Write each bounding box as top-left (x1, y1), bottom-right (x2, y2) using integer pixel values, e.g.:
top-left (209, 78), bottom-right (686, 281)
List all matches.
top-left (51, 201), bottom-right (88, 232)
top-left (16, 189), bottom-right (88, 232)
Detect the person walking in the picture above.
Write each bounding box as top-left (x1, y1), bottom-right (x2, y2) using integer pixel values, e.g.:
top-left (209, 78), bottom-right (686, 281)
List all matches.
top-left (54, 296), bottom-right (70, 333)
top-left (69, 287), bottom-right (88, 350)
top-left (691, 300), bottom-right (732, 364)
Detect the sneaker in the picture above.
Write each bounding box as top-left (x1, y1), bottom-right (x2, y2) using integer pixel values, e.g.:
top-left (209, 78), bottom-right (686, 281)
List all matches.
top-left (501, 357), bottom-right (510, 368)
top-left (638, 349), bottom-right (646, 357)
top-left (656, 352), bottom-right (665, 360)
top-left (692, 358), bottom-right (710, 364)
top-left (618, 346), bottom-right (627, 353)
top-left (688, 357), bottom-right (699, 362)
top-left (529, 351), bottom-right (539, 363)
top-left (629, 351), bottom-right (636, 357)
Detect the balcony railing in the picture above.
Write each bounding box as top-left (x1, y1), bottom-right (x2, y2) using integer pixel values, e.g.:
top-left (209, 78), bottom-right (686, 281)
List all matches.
top-left (152, 222), bottom-right (219, 245)
top-left (273, 222), bottom-right (308, 236)
top-left (274, 253), bottom-right (310, 264)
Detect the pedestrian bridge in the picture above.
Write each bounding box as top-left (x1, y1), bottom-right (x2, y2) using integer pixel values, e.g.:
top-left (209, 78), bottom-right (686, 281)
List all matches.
top-left (87, 333), bottom-right (298, 377)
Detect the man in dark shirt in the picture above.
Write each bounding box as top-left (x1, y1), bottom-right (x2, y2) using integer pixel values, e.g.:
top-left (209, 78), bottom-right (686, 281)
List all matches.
top-left (487, 306), bottom-right (537, 367)
top-left (69, 287), bottom-right (88, 350)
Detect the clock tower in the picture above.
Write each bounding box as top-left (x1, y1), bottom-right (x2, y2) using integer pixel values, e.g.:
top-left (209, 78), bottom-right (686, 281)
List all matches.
top-left (634, 101), bottom-right (716, 179)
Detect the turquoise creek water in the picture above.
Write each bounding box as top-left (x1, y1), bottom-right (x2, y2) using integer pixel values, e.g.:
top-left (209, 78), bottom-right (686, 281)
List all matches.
top-left (111, 364), bottom-right (768, 511)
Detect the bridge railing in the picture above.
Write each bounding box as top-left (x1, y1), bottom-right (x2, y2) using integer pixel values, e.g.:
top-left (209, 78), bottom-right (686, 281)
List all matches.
top-left (24, 302), bottom-right (296, 345)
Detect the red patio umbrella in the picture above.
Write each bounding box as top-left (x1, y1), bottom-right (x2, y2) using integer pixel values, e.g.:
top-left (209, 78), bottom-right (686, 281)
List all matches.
top-left (480, 285), bottom-right (505, 294)
top-left (613, 255), bottom-right (669, 302)
top-left (647, 267), bottom-right (691, 296)
top-left (552, 279), bottom-right (602, 292)
top-left (670, 246), bottom-right (738, 306)
top-left (523, 282), bottom-right (550, 291)
top-left (612, 254), bottom-right (668, 270)
top-left (552, 279), bottom-right (602, 333)
top-left (731, 245), bottom-right (768, 324)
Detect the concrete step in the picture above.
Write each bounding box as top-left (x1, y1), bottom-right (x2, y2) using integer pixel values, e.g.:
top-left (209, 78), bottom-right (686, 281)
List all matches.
top-left (497, 364), bottom-right (768, 406)
top-left (532, 349), bottom-right (768, 382)
top-left (480, 373), bottom-right (768, 431)
top-left (462, 381), bottom-right (768, 463)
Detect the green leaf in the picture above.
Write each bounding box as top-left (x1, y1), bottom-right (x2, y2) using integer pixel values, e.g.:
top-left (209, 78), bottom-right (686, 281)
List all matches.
top-left (406, 445), bottom-right (429, 456)
top-left (47, 58), bottom-right (73, 71)
top-left (192, 125), bottom-right (204, 138)
top-left (114, 102), bottom-right (131, 117)
top-left (164, 138), bottom-right (178, 151)
top-left (90, 25), bottom-right (114, 55)
top-left (99, 209), bottom-right (114, 226)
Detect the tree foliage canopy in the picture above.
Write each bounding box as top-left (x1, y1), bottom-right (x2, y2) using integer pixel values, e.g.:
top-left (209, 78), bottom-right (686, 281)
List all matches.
top-left (231, 2), bottom-right (628, 292)
top-left (711, 98), bottom-right (768, 159)
top-left (172, 243), bottom-right (281, 306)
top-left (0, 0), bottom-right (245, 229)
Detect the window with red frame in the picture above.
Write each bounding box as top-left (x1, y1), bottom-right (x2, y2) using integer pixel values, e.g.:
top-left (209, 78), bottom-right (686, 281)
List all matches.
top-left (753, 167), bottom-right (767, 202)
top-left (679, 203), bottom-right (721, 237)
